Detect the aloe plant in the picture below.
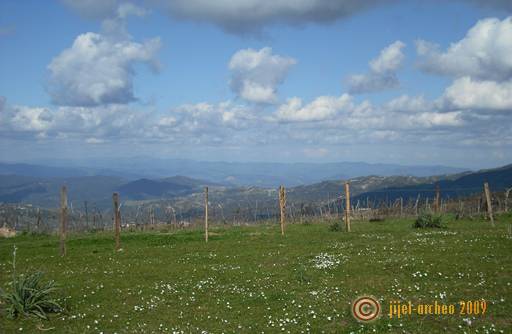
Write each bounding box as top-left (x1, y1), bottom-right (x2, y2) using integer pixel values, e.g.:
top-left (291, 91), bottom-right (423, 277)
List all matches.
top-left (0, 246), bottom-right (63, 319)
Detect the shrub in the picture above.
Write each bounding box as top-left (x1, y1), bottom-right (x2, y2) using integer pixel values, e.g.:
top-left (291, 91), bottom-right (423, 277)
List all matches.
top-left (329, 222), bottom-right (343, 232)
top-left (414, 211), bottom-right (445, 228)
top-left (0, 246), bottom-right (63, 319)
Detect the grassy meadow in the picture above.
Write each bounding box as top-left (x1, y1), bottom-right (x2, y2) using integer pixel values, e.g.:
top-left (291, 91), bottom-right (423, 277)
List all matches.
top-left (1, 215), bottom-right (511, 333)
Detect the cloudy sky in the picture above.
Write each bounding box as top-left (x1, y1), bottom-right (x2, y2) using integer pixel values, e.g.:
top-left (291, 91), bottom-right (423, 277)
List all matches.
top-left (0, 0), bottom-right (511, 169)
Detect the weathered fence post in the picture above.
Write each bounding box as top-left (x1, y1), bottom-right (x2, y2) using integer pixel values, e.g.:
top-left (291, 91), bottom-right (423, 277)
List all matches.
top-left (483, 182), bottom-right (495, 226)
top-left (279, 186), bottom-right (286, 235)
top-left (113, 193), bottom-right (121, 250)
top-left (36, 207), bottom-right (41, 231)
top-left (435, 184), bottom-right (441, 213)
top-left (344, 182), bottom-right (351, 232)
top-left (505, 188), bottom-right (511, 212)
top-left (204, 187), bottom-right (209, 242)
top-left (59, 186), bottom-right (67, 256)
top-left (414, 194), bottom-right (421, 216)
top-left (84, 200), bottom-right (89, 230)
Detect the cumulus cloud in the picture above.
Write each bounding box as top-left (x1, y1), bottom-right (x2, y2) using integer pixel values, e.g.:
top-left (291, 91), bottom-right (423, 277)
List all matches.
top-left (416, 17), bottom-right (512, 81)
top-left (9, 107), bottom-right (53, 133)
top-left (416, 16), bottom-right (512, 113)
top-left (384, 95), bottom-right (432, 113)
top-left (49, 1), bottom-right (159, 107)
top-left (408, 111), bottom-right (464, 128)
top-left (275, 94), bottom-right (352, 122)
top-left (171, 101), bottom-right (256, 131)
top-left (47, 31), bottom-right (160, 107)
top-left (156, 0), bottom-right (387, 33)
top-left (347, 41), bottom-right (405, 94)
top-left (441, 77), bottom-right (512, 111)
top-left (229, 47), bottom-right (296, 104)
top-left (0, 97), bottom-right (153, 142)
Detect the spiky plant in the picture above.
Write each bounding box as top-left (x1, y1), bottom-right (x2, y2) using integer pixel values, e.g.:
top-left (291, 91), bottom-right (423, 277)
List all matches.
top-left (0, 246), bottom-right (63, 319)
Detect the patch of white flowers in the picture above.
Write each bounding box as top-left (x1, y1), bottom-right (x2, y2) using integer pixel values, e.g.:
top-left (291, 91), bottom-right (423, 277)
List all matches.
top-left (311, 253), bottom-right (341, 269)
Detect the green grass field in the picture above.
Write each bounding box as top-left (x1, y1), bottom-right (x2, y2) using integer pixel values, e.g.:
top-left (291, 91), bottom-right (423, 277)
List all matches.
top-left (1, 215), bottom-right (511, 333)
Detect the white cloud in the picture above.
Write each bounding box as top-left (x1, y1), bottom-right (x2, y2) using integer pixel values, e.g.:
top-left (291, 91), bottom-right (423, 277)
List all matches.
top-left (0, 99), bottom-right (154, 141)
top-left (275, 94), bottom-right (352, 122)
top-left (416, 17), bottom-right (512, 81)
top-left (229, 47), bottom-right (296, 104)
top-left (10, 106), bottom-right (53, 132)
top-left (384, 95), bottom-right (432, 113)
top-left (173, 101), bottom-right (255, 130)
top-left (47, 32), bottom-right (161, 106)
top-left (411, 111), bottom-right (464, 128)
top-left (441, 77), bottom-right (512, 110)
top-left (347, 41), bottom-right (405, 94)
top-left (370, 41), bottom-right (406, 74)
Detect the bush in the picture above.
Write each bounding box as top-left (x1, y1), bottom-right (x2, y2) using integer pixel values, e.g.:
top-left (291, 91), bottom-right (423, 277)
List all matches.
top-left (0, 246), bottom-right (63, 319)
top-left (414, 211), bottom-right (445, 228)
top-left (329, 222), bottom-right (344, 232)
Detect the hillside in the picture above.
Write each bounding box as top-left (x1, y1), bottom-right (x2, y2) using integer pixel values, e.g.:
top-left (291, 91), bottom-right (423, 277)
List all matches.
top-left (352, 164), bottom-right (512, 203)
top-left (0, 160), bottom-right (467, 187)
top-left (0, 174), bottom-right (219, 209)
top-left (116, 176), bottom-right (219, 200)
top-left (120, 164), bottom-right (512, 221)
top-left (1, 164), bottom-right (510, 215)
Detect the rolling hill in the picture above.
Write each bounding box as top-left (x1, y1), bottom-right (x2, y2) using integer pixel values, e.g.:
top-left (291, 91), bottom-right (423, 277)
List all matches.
top-left (351, 164), bottom-right (512, 203)
top-left (1, 163), bottom-right (510, 215)
top-left (0, 160), bottom-right (467, 187)
top-left (116, 176), bottom-right (218, 200)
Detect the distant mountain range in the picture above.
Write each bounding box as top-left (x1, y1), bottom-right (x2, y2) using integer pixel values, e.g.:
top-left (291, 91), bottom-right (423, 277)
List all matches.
top-left (350, 164), bottom-right (512, 203)
top-left (0, 159), bottom-right (467, 187)
top-left (117, 176), bottom-right (218, 200)
top-left (0, 174), bottom-right (216, 209)
top-left (0, 162), bottom-right (510, 213)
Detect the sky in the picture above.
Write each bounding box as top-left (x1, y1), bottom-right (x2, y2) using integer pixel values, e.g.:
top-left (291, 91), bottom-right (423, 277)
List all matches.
top-left (0, 0), bottom-right (511, 169)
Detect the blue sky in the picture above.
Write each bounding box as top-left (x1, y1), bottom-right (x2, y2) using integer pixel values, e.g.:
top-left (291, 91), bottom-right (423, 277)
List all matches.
top-left (0, 0), bottom-right (511, 169)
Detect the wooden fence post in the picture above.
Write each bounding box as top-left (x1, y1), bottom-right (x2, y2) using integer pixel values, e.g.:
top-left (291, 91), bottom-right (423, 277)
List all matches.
top-left (113, 193), bottom-right (121, 250)
top-left (414, 194), bottom-right (421, 216)
top-left (59, 186), bottom-right (67, 256)
top-left (435, 184), bottom-right (441, 213)
top-left (344, 182), bottom-right (351, 232)
top-left (483, 182), bottom-right (495, 226)
top-left (505, 188), bottom-right (511, 212)
top-left (204, 187), bottom-right (209, 242)
top-left (279, 186), bottom-right (286, 236)
top-left (36, 208), bottom-right (42, 231)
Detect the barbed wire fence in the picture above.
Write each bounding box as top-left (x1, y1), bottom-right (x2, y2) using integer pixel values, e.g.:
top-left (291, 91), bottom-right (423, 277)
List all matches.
top-left (1, 184), bottom-right (511, 234)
